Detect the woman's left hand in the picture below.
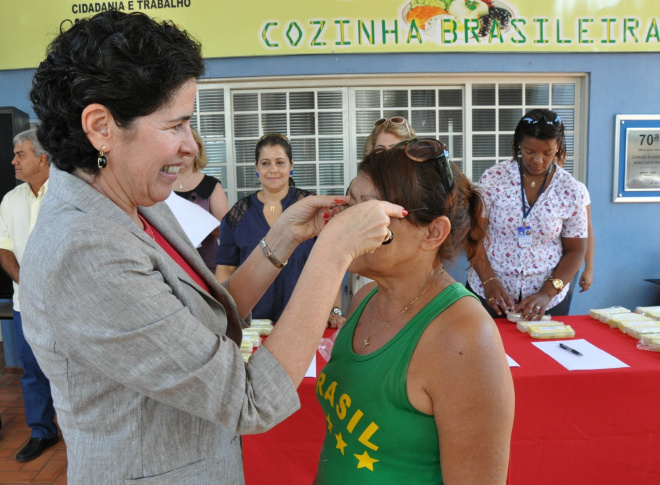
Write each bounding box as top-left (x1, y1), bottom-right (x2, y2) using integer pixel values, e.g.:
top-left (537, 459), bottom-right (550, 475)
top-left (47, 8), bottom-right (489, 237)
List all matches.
top-left (579, 268), bottom-right (593, 292)
top-left (514, 291), bottom-right (553, 321)
top-left (328, 313), bottom-right (346, 329)
top-left (275, 195), bottom-right (348, 244)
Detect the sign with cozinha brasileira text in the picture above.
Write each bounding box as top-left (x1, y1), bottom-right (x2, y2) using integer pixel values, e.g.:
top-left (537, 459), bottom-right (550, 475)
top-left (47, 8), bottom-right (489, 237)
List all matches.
top-left (1, 0), bottom-right (658, 70)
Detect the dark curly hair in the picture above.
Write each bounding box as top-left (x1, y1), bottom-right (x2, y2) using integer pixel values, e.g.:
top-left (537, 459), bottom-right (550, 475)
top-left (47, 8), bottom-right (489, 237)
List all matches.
top-left (358, 141), bottom-right (488, 265)
top-left (511, 108), bottom-right (566, 163)
top-left (30, 10), bottom-right (205, 174)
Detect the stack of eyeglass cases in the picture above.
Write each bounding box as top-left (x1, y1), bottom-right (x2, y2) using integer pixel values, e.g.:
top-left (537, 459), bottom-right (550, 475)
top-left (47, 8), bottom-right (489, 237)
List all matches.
top-left (507, 312), bottom-right (576, 339)
top-left (241, 319), bottom-right (274, 362)
top-left (589, 306), bottom-right (660, 352)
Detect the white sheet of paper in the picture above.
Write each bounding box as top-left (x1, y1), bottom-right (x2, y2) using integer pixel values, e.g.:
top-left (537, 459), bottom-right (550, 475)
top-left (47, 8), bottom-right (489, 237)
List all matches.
top-left (305, 355), bottom-right (317, 378)
top-left (165, 192), bottom-right (220, 248)
top-left (532, 339), bottom-right (629, 371)
top-left (507, 354), bottom-right (520, 367)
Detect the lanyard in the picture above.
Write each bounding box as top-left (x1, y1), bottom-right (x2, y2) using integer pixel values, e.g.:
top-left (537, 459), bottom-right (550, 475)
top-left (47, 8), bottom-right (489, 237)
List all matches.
top-left (519, 162), bottom-right (552, 226)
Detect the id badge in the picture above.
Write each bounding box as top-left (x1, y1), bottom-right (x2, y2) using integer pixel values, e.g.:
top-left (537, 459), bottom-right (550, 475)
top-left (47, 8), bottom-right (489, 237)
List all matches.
top-left (517, 225), bottom-right (532, 247)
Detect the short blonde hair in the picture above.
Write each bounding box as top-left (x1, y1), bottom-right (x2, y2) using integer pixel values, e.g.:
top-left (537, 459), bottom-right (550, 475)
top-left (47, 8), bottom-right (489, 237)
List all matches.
top-left (364, 117), bottom-right (416, 155)
top-left (191, 126), bottom-right (208, 171)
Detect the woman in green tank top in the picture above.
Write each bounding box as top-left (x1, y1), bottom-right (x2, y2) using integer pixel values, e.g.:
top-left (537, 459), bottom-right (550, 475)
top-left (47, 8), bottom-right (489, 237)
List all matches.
top-left (315, 139), bottom-right (515, 485)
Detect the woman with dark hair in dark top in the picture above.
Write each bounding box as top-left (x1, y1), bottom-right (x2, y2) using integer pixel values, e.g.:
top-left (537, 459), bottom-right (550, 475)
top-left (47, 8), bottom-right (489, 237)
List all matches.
top-left (216, 134), bottom-right (345, 325)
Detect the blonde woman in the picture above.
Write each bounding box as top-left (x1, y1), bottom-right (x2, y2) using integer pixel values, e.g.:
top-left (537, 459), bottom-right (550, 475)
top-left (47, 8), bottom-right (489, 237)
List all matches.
top-left (174, 127), bottom-right (228, 271)
top-left (347, 117), bottom-right (419, 305)
top-left (364, 116), bottom-right (416, 154)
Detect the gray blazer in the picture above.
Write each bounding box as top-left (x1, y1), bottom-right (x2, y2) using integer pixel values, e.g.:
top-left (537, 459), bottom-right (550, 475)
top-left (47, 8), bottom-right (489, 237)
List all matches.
top-left (20, 166), bottom-right (299, 485)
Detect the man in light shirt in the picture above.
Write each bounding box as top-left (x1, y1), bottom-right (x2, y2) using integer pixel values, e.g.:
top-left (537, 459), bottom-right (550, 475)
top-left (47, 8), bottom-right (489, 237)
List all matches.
top-left (0, 127), bottom-right (58, 461)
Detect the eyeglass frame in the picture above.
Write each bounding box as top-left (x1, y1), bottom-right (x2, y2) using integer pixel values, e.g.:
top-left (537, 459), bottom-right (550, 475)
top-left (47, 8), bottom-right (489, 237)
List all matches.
top-left (389, 137), bottom-right (454, 193)
top-left (521, 113), bottom-right (563, 126)
top-left (372, 117), bottom-right (412, 132)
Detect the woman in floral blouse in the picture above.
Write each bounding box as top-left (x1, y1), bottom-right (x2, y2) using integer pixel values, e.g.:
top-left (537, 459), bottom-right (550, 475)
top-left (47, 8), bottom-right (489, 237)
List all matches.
top-left (467, 109), bottom-right (588, 321)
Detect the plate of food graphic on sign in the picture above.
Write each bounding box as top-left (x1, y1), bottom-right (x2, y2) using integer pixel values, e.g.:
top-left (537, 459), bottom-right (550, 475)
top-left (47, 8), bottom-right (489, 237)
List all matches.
top-left (402, 0), bottom-right (517, 43)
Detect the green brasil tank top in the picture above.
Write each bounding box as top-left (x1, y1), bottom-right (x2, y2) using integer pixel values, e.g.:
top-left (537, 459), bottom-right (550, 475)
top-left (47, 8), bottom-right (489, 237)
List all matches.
top-left (316, 282), bottom-right (476, 485)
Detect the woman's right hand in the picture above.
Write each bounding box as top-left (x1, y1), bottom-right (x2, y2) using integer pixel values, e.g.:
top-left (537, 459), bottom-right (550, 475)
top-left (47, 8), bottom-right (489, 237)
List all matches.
top-left (483, 280), bottom-right (514, 317)
top-left (320, 199), bottom-right (405, 263)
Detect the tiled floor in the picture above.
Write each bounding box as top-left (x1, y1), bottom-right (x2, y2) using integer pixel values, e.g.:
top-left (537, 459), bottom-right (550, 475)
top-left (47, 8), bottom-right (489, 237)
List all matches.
top-left (0, 347), bottom-right (67, 485)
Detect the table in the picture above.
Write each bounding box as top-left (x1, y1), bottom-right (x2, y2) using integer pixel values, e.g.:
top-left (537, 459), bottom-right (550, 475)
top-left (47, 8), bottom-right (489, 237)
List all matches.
top-left (503, 315), bottom-right (660, 485)
top-left (243, 316), bottom-right (660, 485)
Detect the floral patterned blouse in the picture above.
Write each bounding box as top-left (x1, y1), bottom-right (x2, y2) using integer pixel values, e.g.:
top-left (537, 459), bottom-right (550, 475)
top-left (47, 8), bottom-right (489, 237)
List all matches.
top-left (467, 159), bottom-right (588, 310)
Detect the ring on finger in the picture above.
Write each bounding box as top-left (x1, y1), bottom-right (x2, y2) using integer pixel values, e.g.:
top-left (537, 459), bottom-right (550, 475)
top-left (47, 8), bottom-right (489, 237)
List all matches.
top-left (488, 297), bottom-right (495, 302)
top-left (382, 229), bottom-right (394, 245)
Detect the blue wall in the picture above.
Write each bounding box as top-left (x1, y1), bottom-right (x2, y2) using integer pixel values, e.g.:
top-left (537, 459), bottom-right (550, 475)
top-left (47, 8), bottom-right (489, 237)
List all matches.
top-left (3, 51), bottom-right (659, 314)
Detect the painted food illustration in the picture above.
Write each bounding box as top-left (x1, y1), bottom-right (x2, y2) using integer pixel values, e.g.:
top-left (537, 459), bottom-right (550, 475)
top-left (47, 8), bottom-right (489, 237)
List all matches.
top-left (405, 0), bottom-right (514, 37)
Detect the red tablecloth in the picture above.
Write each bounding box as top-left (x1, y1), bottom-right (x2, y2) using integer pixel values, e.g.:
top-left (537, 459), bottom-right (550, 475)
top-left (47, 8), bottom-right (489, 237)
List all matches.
top-left (243, 316), bottom-right (660, 485)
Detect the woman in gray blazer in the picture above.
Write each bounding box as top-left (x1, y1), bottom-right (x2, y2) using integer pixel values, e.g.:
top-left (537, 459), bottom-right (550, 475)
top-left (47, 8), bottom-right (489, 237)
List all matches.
top-left (21, 11), bottom-right (404, 485)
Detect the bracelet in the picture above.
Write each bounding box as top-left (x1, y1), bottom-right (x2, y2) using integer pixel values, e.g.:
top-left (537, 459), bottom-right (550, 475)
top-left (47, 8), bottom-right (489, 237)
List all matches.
top-left (482, 277), bottom-right (499, 287)
top-left (259, 237), bottom-right (288, 269)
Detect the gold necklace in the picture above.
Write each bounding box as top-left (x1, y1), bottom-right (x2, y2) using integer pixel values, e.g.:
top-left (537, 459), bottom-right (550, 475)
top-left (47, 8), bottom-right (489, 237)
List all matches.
top-left (259, 191), bottom-right (280, 213)
top-left (363, 268), bottom-right (443, 347)
top-left (522, 172), bottom-right (545, 188)
top-left (177, 171), bottom-right (195, 190)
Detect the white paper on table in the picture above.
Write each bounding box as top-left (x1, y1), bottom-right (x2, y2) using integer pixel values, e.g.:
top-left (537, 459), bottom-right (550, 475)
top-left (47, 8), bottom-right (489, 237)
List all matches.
top-left (305, 355), bottom-right (317, 378)
top-left (506, 354), bottom-right (520, 367)
top-left (165, 192), bottom-right (220, 248)
top-left (532, 339), bottom-right (629, 371)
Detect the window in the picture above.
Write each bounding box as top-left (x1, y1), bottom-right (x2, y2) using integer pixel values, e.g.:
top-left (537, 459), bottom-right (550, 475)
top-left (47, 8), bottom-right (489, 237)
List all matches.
top-left (470, 82), bottom-right (578, 181)
top-left (192, 75), bottom-right (586, 205)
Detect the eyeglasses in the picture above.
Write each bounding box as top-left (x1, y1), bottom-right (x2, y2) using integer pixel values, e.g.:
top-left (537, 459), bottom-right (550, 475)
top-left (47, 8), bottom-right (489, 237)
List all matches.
top-left (373, 117), bottom-right (412, 132)
top-left (521, 113), bottom-right (562, 126)
top-left (258, 133), bottom-right (291, 144)
top-left (390, 137), bottom-right (454, 192)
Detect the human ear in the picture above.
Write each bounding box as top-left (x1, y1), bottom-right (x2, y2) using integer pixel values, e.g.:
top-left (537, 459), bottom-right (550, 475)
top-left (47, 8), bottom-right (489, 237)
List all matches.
top-left (81, 103), bottom-right (113, 152)
top-left (421, 215), bottom-right (451, 251)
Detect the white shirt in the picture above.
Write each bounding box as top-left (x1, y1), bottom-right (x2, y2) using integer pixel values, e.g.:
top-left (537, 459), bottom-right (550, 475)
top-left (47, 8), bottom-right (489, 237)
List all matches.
top-left (467, 160), bottom-right (587, 310)
top-left (0, 180), bottom-right (49, 311)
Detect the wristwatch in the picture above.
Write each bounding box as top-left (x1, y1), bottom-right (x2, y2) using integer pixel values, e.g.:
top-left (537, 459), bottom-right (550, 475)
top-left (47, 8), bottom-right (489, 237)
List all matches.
top-left (331, 307), bottom-right (343, 317)
top-left (545, 276), bottom-right (564, 293)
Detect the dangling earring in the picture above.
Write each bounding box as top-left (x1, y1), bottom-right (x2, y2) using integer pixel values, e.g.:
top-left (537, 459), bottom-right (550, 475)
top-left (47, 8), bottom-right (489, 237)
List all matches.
top-left (255, 171), bottom-right (259, 177)
top-left (97, 146), bottom-right (107, 169)
top-left (290, 170), bottom-right (294, 176)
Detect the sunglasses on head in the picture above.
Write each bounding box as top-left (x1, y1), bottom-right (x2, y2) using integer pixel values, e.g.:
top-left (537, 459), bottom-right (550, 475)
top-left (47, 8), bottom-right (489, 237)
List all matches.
top-left (390, 137), bottom-right (454, 193)
top-left (521, 113), bottom-right (562, 126)
top-left (258, 133), bottom-right (291, 144)
top-left (373, 117), bottom-right (412, 132)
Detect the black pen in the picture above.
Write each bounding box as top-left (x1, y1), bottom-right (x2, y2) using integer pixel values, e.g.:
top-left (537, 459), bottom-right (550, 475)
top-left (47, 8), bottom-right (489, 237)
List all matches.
top-left (559, 342), bottom-right (583, 356)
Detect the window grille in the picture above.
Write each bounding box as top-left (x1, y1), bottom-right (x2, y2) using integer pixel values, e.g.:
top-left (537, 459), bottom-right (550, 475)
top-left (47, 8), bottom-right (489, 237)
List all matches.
top-left (192, 76), bottom-right (585, 206)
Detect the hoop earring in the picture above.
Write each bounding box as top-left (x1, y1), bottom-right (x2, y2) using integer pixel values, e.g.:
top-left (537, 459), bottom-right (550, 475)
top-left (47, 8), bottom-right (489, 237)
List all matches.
top-left (97, 146), bottom-right (107, 169)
